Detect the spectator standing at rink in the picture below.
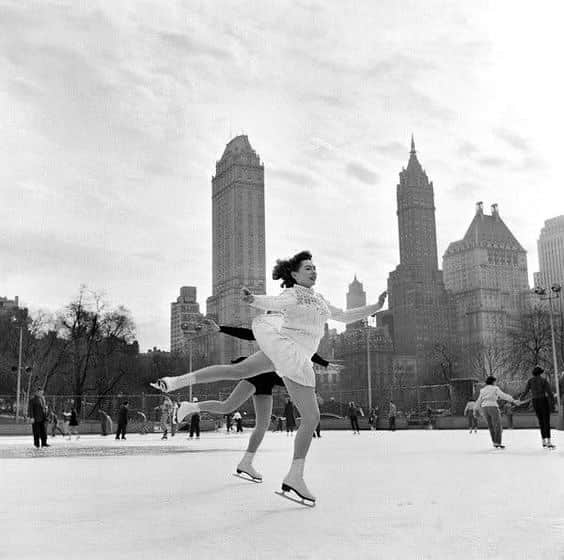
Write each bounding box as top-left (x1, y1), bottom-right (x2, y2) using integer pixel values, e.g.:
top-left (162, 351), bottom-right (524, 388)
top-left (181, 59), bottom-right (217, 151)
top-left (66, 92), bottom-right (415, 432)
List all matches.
top-left (158, 395), bottom-right (173, 440)
top-left (171, 399), bottom-right (179, 437)
top-left (99, 409), bottom-right (112, 436)
top-left (68, 402), bottom-right (80, 440)
top-left (518, 366), bottom-right (555, 449)
top-left (233, 410), bottom-right (243, 432)
top-left (225, 413), bottom-right (233, 432)
top-left (115, 401), bottom-right (129, 440)
top-left (189, 398), bottom-right (200, 439)
top-left (474, 376), bottom-right (519, 449)
top-left (388, 401), bottom-right (397, 431)
top-left (28, 387), bottom-right (49, 448)
top-left (283, 397), bottom-right (296, 436)
top-left (348, 402), bottom-right (361, 434)
top-left (464, 399), bottom-right (478, 433)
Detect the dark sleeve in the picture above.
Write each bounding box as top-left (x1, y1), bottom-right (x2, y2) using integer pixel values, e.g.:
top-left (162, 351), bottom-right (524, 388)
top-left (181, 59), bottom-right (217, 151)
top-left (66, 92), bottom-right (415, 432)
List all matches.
top-left (219, 325), bottom-right (256, 341)
top-left (311, 353), bottom-right (329, 367)
top-left (519, 379), bottom-right (531, 399)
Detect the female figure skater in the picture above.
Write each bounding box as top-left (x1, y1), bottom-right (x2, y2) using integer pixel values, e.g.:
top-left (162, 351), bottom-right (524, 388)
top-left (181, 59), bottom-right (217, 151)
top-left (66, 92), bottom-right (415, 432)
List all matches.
top-left (518, 366), bottom-right (555, 449)
top-left (151, 250), bottom-right (387, 504)
top-left (474, 376), bottom-right (519, 449)
top-left (176, 320), bottom-right (331, 482)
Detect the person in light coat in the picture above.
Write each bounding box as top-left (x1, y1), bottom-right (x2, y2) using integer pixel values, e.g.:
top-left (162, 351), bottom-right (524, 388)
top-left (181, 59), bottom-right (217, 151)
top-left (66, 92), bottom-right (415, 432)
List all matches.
top-left (474, 376), bottom-right (519, 449)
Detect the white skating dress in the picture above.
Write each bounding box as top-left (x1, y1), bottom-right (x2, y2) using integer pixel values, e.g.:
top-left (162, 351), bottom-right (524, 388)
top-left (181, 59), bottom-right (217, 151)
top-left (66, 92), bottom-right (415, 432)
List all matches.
top-left (250, 285), bottom-right (383, 387)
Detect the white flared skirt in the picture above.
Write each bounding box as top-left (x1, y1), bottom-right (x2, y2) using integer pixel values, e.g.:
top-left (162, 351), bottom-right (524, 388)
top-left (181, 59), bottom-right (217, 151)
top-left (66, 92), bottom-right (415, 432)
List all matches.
top-left (251, 315), bottom-right (316, 388)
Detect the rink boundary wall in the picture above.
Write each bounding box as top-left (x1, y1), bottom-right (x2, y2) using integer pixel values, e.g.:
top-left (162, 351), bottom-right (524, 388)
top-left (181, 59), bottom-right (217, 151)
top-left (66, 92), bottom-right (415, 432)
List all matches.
top-left (1, 414), bottom-right (561, 435)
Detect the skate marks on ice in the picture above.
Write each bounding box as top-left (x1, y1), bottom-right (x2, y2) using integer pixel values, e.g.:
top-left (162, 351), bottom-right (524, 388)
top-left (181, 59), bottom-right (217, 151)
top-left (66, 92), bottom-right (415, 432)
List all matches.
top-left (0, 445), bottom-right (237, 460)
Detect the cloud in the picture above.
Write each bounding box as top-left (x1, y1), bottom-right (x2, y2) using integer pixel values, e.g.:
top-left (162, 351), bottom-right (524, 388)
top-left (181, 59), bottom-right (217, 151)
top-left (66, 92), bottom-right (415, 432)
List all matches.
top-left (346, 162), bottom-right (380, 185)
top-left (448, 181), bottom-right (482, 198)
top-left (157, 31), bottom-right (232, 61)
top-left (495, 128), bottom-right (529, 152)
top-left (457, 141), bottom-right (479, 157)
top-left (478, 156), bottom-right (506, 168)
top-left (375, 141), bottom-right (407, 158)
top-left (268, 168), bottom-right (315, 188)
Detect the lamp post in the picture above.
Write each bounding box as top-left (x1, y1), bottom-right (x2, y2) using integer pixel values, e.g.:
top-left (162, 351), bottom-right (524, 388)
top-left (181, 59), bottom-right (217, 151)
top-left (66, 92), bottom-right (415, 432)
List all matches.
top-left (533, 284), bottom-right (562, 429)
top-left (180, 322), bottom-right (203, 402)
top-left (365, 316), bottom-right (373, 411)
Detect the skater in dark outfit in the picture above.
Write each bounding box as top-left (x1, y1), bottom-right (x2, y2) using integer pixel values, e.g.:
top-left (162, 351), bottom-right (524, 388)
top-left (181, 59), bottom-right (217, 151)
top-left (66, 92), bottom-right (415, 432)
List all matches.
top-left (28, 387), bottom-right (49, 448)
top-left (474, 376), bottom-right (519, 449)
top-left (518, 366), bottom-right (555, 448)
top-left (283, 397), bottom-right (297, 435)
top-left (115, 401), bottom-right (129, 440)
top-left (189, 398), bottom-right (200, 439)
top-left (348, 402), bottom-right (361, 434)
top-left (175, 321), bottom-right (332, 482)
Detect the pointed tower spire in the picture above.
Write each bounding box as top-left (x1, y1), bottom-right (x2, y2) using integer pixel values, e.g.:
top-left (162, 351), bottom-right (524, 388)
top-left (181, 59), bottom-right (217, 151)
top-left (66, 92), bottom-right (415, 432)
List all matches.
top-left (410, 134), bottom-right (416, 154)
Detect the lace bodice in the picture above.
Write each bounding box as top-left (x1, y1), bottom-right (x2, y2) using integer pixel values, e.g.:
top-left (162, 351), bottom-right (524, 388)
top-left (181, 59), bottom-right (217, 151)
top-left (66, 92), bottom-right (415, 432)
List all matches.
top-left (250, 285), bottom-right (383, 355)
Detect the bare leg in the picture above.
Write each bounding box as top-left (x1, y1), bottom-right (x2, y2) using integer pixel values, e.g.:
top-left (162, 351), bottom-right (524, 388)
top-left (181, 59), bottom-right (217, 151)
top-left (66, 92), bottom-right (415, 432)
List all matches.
top-left (280, 377), bottom-right (320, 502)
top-left (246, 395), bottom-right (273, 453)
top-left (198, 381), bottom-right (255, 415)
top-left (236, 394), bottom-right (273, 481)
top-left (159, 351), bottom-right (274, 392)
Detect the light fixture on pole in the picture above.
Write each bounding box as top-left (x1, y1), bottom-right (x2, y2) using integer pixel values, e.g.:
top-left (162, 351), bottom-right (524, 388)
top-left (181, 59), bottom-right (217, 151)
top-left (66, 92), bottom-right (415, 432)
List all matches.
top-left (533, 284), bottom-right (562, 429)
top-left (180, 322), bottom-right (203, 402)
top-left (365, 316), bottom-right (374, 411)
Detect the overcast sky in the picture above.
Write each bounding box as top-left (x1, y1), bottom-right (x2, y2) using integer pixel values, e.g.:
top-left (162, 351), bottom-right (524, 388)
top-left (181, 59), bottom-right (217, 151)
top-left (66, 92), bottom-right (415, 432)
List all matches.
top-left (1, 1), bottom-right (563, 351)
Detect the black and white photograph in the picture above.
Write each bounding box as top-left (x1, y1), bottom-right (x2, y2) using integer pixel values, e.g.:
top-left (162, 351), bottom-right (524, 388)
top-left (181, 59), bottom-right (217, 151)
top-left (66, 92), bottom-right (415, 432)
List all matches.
top-left (1, 1), bottom-right (563, 558)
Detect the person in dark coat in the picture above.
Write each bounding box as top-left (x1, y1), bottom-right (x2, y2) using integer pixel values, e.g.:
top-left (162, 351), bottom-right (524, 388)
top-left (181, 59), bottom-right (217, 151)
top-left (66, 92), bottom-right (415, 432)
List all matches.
top-left (115, 401), bottom-right (129, 440)
top-left (189, 398), bottom-right (200, 439)
top-left (283, 397), bottom-right (296, 436)
top-left (348, 402), bottom-right (361, 434)
top-left (519, 366), bottom-right (555, 448)
top-left (28, 387), bottom-right (49, 448)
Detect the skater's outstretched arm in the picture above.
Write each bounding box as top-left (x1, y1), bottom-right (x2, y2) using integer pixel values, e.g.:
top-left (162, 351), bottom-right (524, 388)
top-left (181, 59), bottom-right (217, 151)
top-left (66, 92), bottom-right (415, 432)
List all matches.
top-left (325, 291), bottom-right (387, 323)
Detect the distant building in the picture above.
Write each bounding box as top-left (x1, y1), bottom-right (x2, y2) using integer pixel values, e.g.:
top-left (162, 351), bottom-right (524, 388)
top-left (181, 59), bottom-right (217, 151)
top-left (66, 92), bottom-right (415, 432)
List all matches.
top-left (387, 137), bottom-right (452, 388)
top-left (346, 275), bottom-right (366, 331)
top-left (170, 287), bottom-right (205, 354)
top-left (443, 202), bottom-right (530, 374)
top-left (0, 295), bottom-right (19, 315)
top-left (206, 135), bottom-right (266, 362)
top-left (536, 215), bottom-right (564, 290)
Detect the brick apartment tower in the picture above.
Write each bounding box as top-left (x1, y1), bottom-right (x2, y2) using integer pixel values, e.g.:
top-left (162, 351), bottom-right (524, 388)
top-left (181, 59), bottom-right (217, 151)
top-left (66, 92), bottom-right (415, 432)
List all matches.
top-left (387, 137), bottom-right (452, 385)
top-left (206, 135), bottom-right (266, 362)
top-left (442, 203), bottom-right (529, 375)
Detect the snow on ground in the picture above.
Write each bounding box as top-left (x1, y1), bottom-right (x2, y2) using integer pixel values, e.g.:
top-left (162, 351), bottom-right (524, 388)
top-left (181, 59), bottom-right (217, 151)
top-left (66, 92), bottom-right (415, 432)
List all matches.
top-left (1, 429), bottom-right (563, 560)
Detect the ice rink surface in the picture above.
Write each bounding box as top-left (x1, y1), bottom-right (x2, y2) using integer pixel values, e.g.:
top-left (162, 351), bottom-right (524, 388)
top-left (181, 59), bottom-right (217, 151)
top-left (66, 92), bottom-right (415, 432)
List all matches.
top-left (1, 428), bottom-right (563, 560)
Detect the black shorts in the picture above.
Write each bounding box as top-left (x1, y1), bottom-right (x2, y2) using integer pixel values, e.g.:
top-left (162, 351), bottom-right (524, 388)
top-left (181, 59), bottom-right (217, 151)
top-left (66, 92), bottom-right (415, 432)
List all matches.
top-left (246, 372), bottom-right (285, 396)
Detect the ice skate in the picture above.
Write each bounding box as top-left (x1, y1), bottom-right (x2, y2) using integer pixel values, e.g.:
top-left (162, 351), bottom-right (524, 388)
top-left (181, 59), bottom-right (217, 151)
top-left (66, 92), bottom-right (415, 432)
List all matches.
top-left (149, 378), bottom-right (169, 392)
top-left (276, 477), bottom-right (316, 507)
top-left (176, 400), bottom-right (200, 423)
top-left (493, 443), bottom-right (505, 449)
top-left (234, 463), bottom-right (263, 483)
top-left (545, 439), bottom-right (556, 449)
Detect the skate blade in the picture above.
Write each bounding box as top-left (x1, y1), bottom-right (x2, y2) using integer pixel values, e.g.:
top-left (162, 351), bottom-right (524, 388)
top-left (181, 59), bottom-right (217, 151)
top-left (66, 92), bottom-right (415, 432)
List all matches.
top-left (233, 472), bottom-right (262, 483)
top-left (275, 489), bottom-right (316, 507)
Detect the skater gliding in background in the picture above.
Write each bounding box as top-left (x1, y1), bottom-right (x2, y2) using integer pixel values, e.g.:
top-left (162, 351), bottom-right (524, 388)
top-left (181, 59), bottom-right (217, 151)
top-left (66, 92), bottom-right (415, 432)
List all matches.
top-left (474, 376), bottom-right (519, 449)
top-left (518, 366), bottom-right (555, 449)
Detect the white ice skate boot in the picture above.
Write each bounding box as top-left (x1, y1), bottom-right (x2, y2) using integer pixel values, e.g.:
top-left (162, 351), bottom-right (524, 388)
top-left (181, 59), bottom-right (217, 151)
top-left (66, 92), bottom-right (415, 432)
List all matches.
top-left (278, 459), bottom-right (316, 506)
top-left (149, 378), bottom-right (170, 392)
top-left (176, 400), bottom-right (200, 424)
top-left (235, 452), bottom-right (262, 482)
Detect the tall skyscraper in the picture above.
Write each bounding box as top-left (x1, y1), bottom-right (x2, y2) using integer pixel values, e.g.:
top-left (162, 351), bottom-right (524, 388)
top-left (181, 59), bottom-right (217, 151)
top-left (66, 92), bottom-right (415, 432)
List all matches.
top-left (387, 137), bottom-right (452, 385)
top-left (346, 275), bottom-right (366, 331)
top-left (170, 287), bottom-right (204, 354)
top-left (443, 203), bottom-right (529, 369)
top-left (536, 215), bottom-right (564, 290)
top-left (206, 135), bottom-right (266, 361)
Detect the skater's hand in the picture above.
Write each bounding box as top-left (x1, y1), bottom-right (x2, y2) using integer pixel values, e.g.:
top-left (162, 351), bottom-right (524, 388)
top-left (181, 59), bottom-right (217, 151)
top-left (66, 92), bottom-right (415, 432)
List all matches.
top-left (241, 287), bottom-right (254, 303)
